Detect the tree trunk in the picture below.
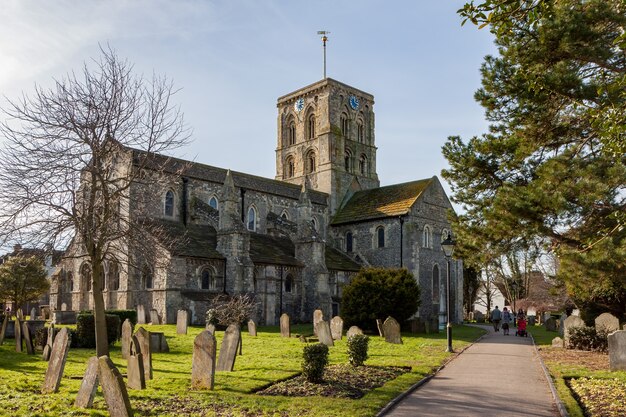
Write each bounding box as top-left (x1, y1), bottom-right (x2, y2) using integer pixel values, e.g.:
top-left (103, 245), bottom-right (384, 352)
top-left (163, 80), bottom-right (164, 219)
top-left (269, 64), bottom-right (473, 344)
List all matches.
top-left (92, 261), bottom-right (109, 357)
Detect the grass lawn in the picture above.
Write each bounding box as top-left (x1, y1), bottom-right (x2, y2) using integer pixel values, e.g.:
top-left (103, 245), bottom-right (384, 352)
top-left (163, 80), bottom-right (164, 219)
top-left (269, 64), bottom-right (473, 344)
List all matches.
top-left (529, 325), bottom-right (626, 417)
top-left (0, 324), bottom-right (485, 417)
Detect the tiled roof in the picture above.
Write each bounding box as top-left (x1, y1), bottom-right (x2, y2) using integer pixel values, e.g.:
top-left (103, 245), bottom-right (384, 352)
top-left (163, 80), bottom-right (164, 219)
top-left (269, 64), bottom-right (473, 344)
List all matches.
top-left (144, 219), bottom-right (224, 260)
top-left (249, 233), bottom-right (303, 267)
top-left (325, 246), bottom-right (362, 272)
top-left (331, 178), bottom-right (433, 225)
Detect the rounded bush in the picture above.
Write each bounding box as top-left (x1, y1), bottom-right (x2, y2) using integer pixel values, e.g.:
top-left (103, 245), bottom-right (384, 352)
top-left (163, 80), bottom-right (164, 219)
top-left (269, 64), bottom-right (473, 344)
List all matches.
top-left (347, 334), bottom-right (369, 366)
top-left (302, 343), bottom-right (329, 383)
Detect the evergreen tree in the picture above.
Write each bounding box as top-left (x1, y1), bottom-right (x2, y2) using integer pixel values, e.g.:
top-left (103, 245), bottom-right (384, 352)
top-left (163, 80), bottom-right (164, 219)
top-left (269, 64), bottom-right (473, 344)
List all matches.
top-left (0, 256), bottom-right (49, 311)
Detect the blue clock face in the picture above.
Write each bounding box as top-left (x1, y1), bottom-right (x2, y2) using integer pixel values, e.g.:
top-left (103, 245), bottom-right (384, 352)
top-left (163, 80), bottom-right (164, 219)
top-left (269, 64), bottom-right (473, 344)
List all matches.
top-left (349, 95), bottom-right (360, 110)
top-left (294, 98), bottom-right (304, 112)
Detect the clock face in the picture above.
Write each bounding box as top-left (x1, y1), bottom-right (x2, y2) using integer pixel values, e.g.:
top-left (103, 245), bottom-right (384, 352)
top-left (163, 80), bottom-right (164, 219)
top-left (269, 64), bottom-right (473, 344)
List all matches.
top-left (349, 95), bottom-right (360, 110)
top-left (294, 98), bottom-right (305, 112)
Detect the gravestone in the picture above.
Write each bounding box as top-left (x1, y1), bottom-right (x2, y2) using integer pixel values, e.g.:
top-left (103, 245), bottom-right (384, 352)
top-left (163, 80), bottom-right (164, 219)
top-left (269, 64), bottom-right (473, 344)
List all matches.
top-left (552, 337), bottom-right (564, 348)
top-left (559, 315), bottom-right (566, 336)
top-left (216, 324), bottom-right (240, 372)
top-left (22, 321), bottom-right (34, 354)
top-left (149, 309), bottom-right (160, 325)
top-left (43, 324), bottom-right (55, 361)
top-left (563, 315), bottom-right (585, 345)
top-left (474, 311), bottom-right (485, 323)
top-left (149, 332), bottom-right (169, 353)
top-left (247, 319), bottom-right (257, 337)
top-left (528, 316), bottom-right (536, 326)
top-left (136, 305), bottom-right (146, 325)
top-left (280, 313), bottom-right (290, 338)
top-left (346, 326), bottom-right (363, 338)
top-left (383, 317), bottom-right (403, 344)
top-left (127, 336), bottom-right (146, 390)
top-left (330, 316), bottom-right (343, 341)
top-left (608, 330), bottom-right (626, 371)
top-left (75, 356), bottom-right (99, 408)
top-left (30, 307), bottom-right (37, 320)
top-left (41, 306), bottom-right (51, 320)
top-left (14, 318), bottom-right (23, 352)
top-left (376, 319), bottom-right (385, 337)
top-left (176, 310), bottom-right (188, 335)
top-left (313, 309), bottom-right (323, 335)
top-left (42, 327), bottom-right (70, 393)
top-left (595, 313), bottom-right (620, 333)
top-left (191, 330), bottom-right (217, 389)
top-left (316, 320), bottom-right (334, 346)
top-left (121, 319), bottom-right (133, 359)
top-left (134, 328), bottom-right (152, 380)
top-left (206, 323), bottom-right (216, 334)
top-left (545, 317), bottom-right (557, 332)
top-left (61, 303), bottom-right (67, 311)
top-left (98, 355), bottom-right (134, 417)
top-left (0, 314), bottom-right (8, 345)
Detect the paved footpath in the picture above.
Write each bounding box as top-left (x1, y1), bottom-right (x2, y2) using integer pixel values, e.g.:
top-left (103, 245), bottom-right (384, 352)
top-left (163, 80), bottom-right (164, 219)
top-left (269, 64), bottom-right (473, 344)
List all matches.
top-left (383, 325), bottom-right (559, 417)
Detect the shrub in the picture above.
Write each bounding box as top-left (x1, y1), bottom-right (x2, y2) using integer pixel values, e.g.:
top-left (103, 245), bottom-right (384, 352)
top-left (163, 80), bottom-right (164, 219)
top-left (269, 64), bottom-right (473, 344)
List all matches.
top-left (205, 308), bottom-right (219, 327)
top-left (74, 313), bottom-right (120, 348)
top-left (347, 334), bottom-right (369, 366)
top-left (302, 343), bottom-right (329, 383)
top-left (34, 326), bottom-right (48, 348)
top-left (568, 326), bottom-right (609, 352)
top-left (105, 309), bottom-right (137, 337)
top-left (341, 267), bottom-right (421, 331)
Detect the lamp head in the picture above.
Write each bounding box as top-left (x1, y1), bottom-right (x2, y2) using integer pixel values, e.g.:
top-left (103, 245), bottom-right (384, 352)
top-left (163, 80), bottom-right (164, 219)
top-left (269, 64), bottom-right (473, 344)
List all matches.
top-left (441, 233), bottom-right (455, 258)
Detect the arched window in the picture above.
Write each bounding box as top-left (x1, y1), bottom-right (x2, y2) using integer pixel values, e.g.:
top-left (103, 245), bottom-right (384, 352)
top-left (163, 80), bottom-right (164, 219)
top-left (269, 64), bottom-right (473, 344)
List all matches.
top-left (142, 264), bottom-right (153, 289)
top-left (284, 274), bottom-right (294, 293)
top-left (80, 263), bottom-right (92, 292)
top-left (423, 225), bottom-right (432, 248)
top-left (280, 210), bottom-right (289, 220)
top-left (67, 271), bottom-right (74, 292)
top-left (340, 113), bottom-right (349, 136)
top-left (311, 217), bottom-right (318, 231)
top-left (432, 265), bottom-right (440, 302)
top-left (164, 190), bottom-right (174, 217)
top-left (357, 120), bottom-right (364, 143)
top-left (247, 206), bottom-right (257, 231)
top-left (377, 226), bottom-right (385, 248)
top-left (305, 150), bottom-right (316, 174)
top-left (346, 231), bottom-right (353, 253)
top-left (108, 261), bottom-right (120, 291)
top-left (288, 119), bottom-right (296, 146)
top-left (285, 156), bottom-right (295, 178)
top-left (344, 149), bottom-right (352, 172)
top-left (359, 154), bottom-right (367, 175)
top-left (209, 196), bottom-right (219, 210)
top-left (200, 268), bottom-right (215, 290)
top-left (307, 114), bottom-right (316, 139)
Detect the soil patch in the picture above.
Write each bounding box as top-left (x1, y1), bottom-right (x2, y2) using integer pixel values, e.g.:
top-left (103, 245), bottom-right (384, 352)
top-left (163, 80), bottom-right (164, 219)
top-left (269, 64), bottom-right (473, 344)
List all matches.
top-left (537, 346), bottom-right (609, 371)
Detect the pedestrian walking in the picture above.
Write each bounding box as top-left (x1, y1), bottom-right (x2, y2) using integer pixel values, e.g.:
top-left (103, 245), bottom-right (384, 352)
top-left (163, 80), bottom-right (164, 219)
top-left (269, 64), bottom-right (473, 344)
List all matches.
top-left (501, 307), bottom-right (512, 335)
top-left (491, 306), bottom-right (502, 332)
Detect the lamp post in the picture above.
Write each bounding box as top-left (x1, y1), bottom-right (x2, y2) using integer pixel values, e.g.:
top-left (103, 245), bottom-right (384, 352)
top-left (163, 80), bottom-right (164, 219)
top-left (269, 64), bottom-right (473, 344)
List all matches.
top-left (441, 233), bottom-right (456, 353)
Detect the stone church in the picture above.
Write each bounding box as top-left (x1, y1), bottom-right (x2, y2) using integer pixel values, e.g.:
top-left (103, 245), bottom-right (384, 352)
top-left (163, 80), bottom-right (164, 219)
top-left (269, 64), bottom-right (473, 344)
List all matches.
top-left (49, 78), bottom-right (463, 326)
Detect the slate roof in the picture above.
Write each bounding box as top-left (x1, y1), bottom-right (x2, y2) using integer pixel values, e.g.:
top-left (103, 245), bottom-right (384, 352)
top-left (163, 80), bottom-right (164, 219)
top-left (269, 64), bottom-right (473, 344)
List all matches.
top-left (325, 246), bottom-right (361, 272)
top-left (249, 233), bottom-right (303, 267)
top-left (331, 178), bottom-right (433, 225)
top-left (144, 219), bottom-right (224, 260)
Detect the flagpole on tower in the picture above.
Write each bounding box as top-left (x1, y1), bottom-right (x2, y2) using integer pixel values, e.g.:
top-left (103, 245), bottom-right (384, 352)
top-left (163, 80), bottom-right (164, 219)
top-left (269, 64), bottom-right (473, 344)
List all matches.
top-left (317, 31), bottom-right (330, 79)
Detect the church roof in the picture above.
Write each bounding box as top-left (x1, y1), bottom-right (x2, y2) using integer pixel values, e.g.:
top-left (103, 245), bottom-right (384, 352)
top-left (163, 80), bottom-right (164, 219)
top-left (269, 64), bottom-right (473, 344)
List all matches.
top-left (249, 233), bottom-right (303, 267)
top-left (146, 219), bottom-right (224, 260)
top-left (325, 246), bottom-right (362, 271)
top-left (331, 178), bottom-right (433, 225)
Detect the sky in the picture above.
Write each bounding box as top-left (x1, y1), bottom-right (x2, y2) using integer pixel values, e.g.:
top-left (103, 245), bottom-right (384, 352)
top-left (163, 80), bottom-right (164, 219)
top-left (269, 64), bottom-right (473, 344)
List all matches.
top-left (0, 0), bottom-right (497, 201)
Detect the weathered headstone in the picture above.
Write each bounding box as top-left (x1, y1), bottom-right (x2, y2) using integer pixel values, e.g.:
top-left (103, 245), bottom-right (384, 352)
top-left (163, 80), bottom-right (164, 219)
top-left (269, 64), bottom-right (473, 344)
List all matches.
top-left (595, 313), bottom-right (620, 333)
top-left (206, 323), bottom-right (216, 334)
top-left (330, 316), bottom-right (344, 341)
top-left (552, 337), bottom-right (564, 348)
top-left (14, 318), bottom-right (23, 352)
top-left (474, 311), bottom-right (485, 323)
top-left (608, 330), bottom-right (626, 371)
top-left (98, 355), bottom-right (134, 417)
top-left (559, 315), bottom-right (566, 336)
top-left (47, 324), bottom-right (56, 347)
top-left (563, 315), bottom-right (585, 344)
top-left (383, 316), bottom-right (403, 344)
top-left (280, 313), bottom-right (290, 338)
top-left (191, 330), bottom-right (217, 389)
top-left (544, 317), bottom-right (557, 332)
top-left (346, 326), bottom-right (363, 338)
top-left (41, 306), bottom-right (51, 320)
top-left (127, 336), bottom-right (146, 390)
top-left (149, 332), bottom-right (169, 353)
top-left (376, 319), bottom-right (385, 337)
top-left (317, 320), bottom-right (334, 346)
top-left (0, 314), bottom-right (9, 345)
top-left (528, 316), bottom-right (536, 326)
top-left (22, 321), bottom-right (34, 354)
top-left (136, 305), bottom-right (146, 325)
top-left (43, 324), bottom-right (55, 361)
top-left (216, 324), bottom-right (240, 372)
top-left (247, 319), bottom-right (257, 337)
top-left (121, 319), bottom-right (133, 359)
top-left (313, 309), bottom-right (323, 335)
top-left (134, 327), bottom-right (152, 380)
top-left (75, 356), bottom-right (99, 408)
top-left (176, 310), bottom-right (188, 335)
top-left (149, 309), bottom-right (160, 325)
top-left (42, 327), bottom-right (70, 393)
top-left (30, 307), bottom-right (37, 320)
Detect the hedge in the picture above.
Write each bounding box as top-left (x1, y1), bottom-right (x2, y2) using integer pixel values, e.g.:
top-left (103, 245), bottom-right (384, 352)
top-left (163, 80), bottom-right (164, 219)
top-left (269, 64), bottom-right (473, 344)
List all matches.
top-left (74, 313), bottom-right (120, 348)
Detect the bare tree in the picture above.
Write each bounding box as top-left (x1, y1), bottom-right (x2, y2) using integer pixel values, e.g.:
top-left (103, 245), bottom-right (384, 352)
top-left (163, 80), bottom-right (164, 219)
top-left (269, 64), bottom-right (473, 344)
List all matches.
top-left (0, 47), bottom-right (190, 356)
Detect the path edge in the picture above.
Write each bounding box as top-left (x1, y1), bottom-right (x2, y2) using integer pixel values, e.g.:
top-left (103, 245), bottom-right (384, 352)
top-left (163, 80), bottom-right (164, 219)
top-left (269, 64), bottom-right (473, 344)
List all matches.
top-left (530, 333), bottom-right (570, 417)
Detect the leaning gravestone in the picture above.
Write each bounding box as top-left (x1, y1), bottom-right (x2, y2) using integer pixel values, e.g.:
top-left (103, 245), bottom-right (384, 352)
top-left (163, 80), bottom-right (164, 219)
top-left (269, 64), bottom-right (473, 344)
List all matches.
top-left (149, 332), bottom-right (169, 353)
top-left (595, 313), bottom-right (620, 333)
top-left (30, 307), bottom-right (37, 320)
top-left (134, 328), bottom-right (152, 380)
top-left (313, 309), bottom-right (323, 335)
top-left (330, 316), bottom-right (344, 341)
top-left (608, 330), bottom-right (626, 371)
top-left (376, 319), bottom-right (385, 337)
top-left (563, 315), bottom-right (585, 345)
top-left (14, 318), bottom-right (23, 352)
top-left (0, 314), bottom-right (8, 345)
top-left (98, 355), bottom-right (134, 417)
top-left (192, 330), bottom-right (217, 389)
top-left (347, 326), bottom-right (363, 338)
top-left (216, 324), bottom-right (240, 372)
top-left (22, 321), bottom-right (34, 354)
top-left (121, 319), bottom-right (133, 359)
top-left (149, 309), bottom-right (160, 325)
top-left (136, 305), bottom-right (146, 325)
top-left (247, 319), bottom-right (257, 337)
top-left (75, 356), bottom-right (99, 408)
top-left (545, 317), bottom-right (557, 332)
top-left (42, 327), bottom-right (70, 393)
top-left (383, 317), bottom-right (403, 344)
top-left (317, 320), bottom-right (334, 347)
top-left (280, 313), bottom-right (290, 338)
top-left (176, 310), bottom-right (188, 335)
top-left (552, 337), bottom-right (564, 348)
top-left (127, 336), bottom-right (146, 390)
top-left (43, 324), bottom-right (55, 361)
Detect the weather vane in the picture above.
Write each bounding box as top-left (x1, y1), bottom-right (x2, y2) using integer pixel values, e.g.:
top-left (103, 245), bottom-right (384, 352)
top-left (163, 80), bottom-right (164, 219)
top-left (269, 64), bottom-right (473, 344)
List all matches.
top-left (317, 31), bottom-right (330, 79)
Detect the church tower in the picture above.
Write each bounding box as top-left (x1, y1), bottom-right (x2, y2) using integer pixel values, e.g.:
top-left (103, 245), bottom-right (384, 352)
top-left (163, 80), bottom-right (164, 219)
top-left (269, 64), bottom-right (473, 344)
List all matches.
top-left (275, 78), bottom-right (380, 215)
